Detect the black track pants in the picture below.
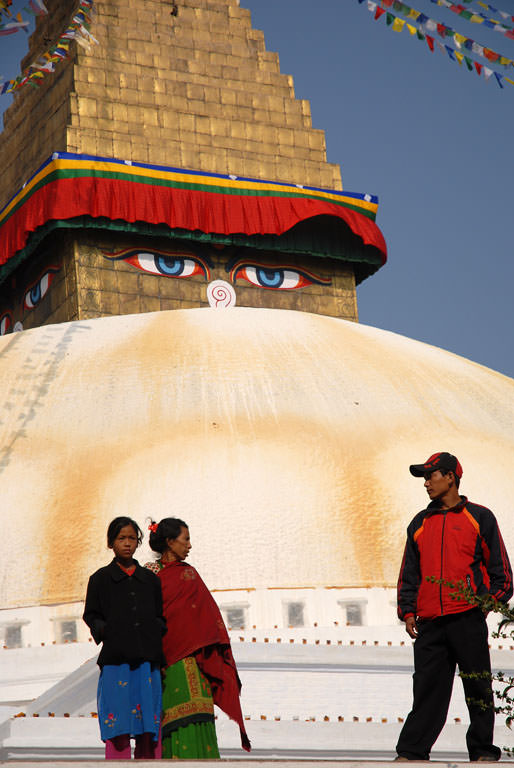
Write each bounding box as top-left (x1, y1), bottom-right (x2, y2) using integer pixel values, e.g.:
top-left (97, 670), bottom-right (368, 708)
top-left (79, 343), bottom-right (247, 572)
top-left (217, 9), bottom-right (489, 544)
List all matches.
top-left (396, 608), bottom-right (500, 761)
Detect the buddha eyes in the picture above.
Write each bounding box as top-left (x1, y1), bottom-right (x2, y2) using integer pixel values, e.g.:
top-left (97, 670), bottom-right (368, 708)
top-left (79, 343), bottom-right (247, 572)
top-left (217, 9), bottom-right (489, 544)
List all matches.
top-left (229, 262), bottom-right (332, 290)
top-left (23, 267), bottom-right (60, 311)
top-left (0, 312), bottom-right (12, 335)
top-left (104, 250), bottom-right (211, 280)
top-left (104, 249), bottom-right (332, 292)
top-left (1, 266), bottom-right (60, 327)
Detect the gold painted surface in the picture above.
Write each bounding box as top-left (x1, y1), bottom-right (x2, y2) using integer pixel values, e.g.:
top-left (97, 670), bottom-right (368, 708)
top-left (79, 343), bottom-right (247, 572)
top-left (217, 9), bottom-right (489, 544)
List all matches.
top-left (0, 308), bottom-right (513, 608)
top-left (73, 235), bottom-right (358, 321)
top-left (0, 0), bottom-right (343, 213)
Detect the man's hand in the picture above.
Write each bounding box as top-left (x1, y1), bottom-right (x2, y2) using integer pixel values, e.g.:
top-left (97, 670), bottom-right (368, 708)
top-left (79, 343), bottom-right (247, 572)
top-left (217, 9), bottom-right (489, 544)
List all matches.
top-left (405, 615), bottom-right (418, 638)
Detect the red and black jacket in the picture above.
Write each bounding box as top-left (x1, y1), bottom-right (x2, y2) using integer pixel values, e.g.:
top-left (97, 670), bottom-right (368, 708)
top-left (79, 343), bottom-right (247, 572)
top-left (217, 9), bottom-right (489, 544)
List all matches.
top-left (397, 496), bottom-right (512, 621)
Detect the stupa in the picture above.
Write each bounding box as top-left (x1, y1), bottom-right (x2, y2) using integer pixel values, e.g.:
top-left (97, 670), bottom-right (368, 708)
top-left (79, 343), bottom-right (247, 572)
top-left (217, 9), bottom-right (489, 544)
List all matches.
top-left (1, 1), bottom-right (513, 759)
top-left (0, 0), bottom-right (512, 715)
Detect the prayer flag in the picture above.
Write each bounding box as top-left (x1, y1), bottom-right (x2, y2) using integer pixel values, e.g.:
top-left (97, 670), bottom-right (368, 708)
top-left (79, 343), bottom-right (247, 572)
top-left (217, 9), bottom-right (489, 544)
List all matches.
top-left (28, 0), bottom-right (47, 14)
top-left (483, 48), bottom-right (499, 62)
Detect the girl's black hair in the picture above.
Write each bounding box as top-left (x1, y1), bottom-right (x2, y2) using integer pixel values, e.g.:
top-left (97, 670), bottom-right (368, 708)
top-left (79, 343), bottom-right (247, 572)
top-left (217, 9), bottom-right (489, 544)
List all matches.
top-left (149, 517), bottom-right (188, 554)
top-left (107, 516), bottom-right (143, 547)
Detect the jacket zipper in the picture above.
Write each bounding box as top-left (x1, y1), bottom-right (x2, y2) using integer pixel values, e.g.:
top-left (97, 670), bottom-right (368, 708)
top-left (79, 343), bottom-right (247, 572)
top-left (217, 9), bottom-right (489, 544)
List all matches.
top-left (440, 512), bottom-right (447, 615)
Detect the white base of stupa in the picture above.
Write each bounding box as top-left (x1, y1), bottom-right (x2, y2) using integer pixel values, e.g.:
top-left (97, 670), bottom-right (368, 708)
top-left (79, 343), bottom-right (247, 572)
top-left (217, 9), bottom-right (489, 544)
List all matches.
top-left (1, 639), bottom-right (513, 762)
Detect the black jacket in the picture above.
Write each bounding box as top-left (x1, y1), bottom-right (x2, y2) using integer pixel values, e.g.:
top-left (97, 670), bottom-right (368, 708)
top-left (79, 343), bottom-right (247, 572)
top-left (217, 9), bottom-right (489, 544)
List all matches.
top-left (83, 559), bottom-right (166, 668)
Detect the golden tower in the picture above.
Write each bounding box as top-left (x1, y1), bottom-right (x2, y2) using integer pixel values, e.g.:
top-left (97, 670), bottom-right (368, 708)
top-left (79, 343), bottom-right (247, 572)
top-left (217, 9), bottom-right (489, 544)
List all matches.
top-left (0, 0), bottom-right (386, 333)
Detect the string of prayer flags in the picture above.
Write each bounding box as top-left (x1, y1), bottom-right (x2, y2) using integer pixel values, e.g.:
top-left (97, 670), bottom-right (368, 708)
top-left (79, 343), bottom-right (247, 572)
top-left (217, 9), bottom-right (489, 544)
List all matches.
top-left (24, 0), bottom-right (48, 17)
top-left (0, 0), bottom-right (46, 33)
top-left (458, 0), bottom-right (514, 25)
top-left (430, 0), bottom-right (514, 38)
top-left (360, 0), bottom-right (514, 88)
top-left (364, 0), bottom-right (514, 69)
top-left (0, 11), bottom-right (28, 34)
top-left (0, 0), bottom-right (96, 95)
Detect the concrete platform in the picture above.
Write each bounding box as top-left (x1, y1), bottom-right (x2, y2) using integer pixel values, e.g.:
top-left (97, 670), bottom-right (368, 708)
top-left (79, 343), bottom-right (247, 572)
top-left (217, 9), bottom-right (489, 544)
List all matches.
top-left (1, 718), bottom-right (514, 762)
top-left (1, 642), bottom-right (513, 761)
top-left (0, 761), bottom-right (509, 766)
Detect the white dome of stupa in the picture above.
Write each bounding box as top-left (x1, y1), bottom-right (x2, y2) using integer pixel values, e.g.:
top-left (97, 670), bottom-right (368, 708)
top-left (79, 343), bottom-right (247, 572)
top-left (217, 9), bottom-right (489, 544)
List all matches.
top-left (0, 307), bottom-right (512, 609)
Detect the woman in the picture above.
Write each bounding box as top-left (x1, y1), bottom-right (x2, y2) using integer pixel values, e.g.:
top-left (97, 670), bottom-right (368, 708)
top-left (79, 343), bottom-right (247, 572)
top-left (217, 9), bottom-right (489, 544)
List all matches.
top-left (145, 517), bottom-right (250, 759)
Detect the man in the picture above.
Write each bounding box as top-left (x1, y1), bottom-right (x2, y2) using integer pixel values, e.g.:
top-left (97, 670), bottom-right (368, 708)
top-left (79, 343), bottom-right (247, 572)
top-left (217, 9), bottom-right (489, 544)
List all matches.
top-left (396, 452), bottom-right (512, 762)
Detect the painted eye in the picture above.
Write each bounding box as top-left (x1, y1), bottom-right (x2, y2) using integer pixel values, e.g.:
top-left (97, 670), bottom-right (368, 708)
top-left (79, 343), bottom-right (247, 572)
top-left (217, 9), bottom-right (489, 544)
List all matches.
top-left (241, 266), bottom-right (307, 290)
top-left (230, 263), bottom-right (332, 291)
top-left (106, 250), bottom-right (210, 280)
top-left (0, 313), bottom-right (12, 335)
top-left (23, 267), bottom-right (60, 311)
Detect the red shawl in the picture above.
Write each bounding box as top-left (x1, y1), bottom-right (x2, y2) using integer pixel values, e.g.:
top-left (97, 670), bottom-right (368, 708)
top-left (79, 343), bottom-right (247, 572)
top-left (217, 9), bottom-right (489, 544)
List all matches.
top-left (158, 561), bottom-right (250, 751)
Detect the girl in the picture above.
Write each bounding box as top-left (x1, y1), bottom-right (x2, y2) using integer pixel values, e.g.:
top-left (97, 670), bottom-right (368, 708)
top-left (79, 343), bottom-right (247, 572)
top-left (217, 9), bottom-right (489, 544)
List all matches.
top-left (83, 516), bottom-right (166, 760)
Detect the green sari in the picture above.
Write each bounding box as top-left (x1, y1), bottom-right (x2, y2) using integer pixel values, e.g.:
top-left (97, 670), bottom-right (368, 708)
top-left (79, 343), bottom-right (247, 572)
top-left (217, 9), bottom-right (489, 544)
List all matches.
top-left (161, 655), bottom-right (220, 759)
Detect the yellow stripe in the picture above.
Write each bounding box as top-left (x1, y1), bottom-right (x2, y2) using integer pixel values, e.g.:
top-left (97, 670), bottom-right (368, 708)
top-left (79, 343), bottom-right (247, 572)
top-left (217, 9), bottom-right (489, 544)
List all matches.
top-left (1, 156), bottom-right (378, 224)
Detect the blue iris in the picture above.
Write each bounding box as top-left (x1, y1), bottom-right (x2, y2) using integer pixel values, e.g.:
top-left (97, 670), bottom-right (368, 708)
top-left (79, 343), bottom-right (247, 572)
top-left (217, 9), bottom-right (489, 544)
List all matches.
top-left (256, 268), bottom-right (283, 288)
top-left (156, 256), bottom-right (185, 276)
top-left (30, 284), bottom-right (41, 305)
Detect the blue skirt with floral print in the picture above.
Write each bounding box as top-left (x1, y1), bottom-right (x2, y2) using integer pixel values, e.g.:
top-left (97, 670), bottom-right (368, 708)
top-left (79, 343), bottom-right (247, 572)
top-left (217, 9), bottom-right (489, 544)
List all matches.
top-left (97, 662), bottom-right (161, 742)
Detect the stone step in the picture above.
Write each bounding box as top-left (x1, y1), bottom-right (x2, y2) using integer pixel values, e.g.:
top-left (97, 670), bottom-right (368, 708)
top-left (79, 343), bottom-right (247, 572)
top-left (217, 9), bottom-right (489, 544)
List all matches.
top-left (3, 717), bottom-right (510, 762)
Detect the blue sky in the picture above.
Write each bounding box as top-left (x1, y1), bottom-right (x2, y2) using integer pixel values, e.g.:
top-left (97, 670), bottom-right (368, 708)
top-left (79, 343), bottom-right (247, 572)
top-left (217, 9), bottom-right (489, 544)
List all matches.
top-left (1, 0), bottom-right (513, 377)
top-left (245, 0), bottom-right (514, 379)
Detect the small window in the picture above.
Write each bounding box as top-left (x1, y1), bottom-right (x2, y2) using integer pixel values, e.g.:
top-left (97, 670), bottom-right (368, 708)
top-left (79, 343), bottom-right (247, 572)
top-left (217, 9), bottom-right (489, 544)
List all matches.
top-left (286, 602), bottom-right (305, 627)
top-left (345, 603), bottom-right (363, 626)
top-left (58, 620), bottom-right (77, 644)
top-left (224, 607), bottom-right (246, 629)
top-left (5, 624), bottom-right (22, 648)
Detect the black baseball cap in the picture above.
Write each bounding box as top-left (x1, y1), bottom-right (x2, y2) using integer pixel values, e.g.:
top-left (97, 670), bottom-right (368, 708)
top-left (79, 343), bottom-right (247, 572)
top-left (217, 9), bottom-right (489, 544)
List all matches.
top-left (409, 452), bottom-right (463, 479)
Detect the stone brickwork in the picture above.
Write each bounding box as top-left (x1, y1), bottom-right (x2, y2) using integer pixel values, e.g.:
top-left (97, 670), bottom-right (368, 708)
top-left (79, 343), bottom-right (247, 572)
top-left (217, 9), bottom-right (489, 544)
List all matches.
top-left (0, 0), bottom-right (76, 214)
top-left (0, 0), bottom-right (342, 214)
top-left (0, 231), bottom-right (358, 329)
top-left (72, 232), bottom-right (358, 321)
top-left (0, 0), bottom-right (362, 330)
